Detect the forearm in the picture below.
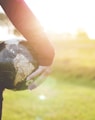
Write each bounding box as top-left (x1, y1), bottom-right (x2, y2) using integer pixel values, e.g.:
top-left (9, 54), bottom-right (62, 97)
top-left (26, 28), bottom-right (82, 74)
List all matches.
top-left (0, 0), bottom-right (55, 66)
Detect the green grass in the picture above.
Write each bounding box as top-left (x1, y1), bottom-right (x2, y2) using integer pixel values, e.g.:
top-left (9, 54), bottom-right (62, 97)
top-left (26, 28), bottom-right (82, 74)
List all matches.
top-left (2, 77), bottom-right (95, 120)
top-left (2, 39), bottom-right (95, 120)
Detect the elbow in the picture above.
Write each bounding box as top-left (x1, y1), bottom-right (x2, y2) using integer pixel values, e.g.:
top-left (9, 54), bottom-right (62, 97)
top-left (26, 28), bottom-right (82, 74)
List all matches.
top-left (44, 49), bottom-right (55, 66)
top-left (37, 48), bottom-right (55, 66)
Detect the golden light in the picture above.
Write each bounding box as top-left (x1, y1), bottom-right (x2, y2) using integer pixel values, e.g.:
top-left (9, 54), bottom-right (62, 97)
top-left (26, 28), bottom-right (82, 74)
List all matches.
top-left (25, 0), bottom-right (95, 39)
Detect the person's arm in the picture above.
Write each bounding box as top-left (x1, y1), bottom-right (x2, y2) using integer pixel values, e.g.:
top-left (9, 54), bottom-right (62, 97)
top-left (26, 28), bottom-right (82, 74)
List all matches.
top-left (0, 0), bottom-right (55, 66)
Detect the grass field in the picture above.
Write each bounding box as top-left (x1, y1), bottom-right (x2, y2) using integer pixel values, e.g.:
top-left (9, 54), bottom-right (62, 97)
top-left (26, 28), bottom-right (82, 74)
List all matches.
top-left (2, 39), bottom-right (95, 120)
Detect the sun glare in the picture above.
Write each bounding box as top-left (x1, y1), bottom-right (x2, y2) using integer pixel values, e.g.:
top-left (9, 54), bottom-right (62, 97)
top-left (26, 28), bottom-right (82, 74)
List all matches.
top-left (25, 0), bottom-right (95, 38)
top-left (25, 0), bottom-right (75, 33)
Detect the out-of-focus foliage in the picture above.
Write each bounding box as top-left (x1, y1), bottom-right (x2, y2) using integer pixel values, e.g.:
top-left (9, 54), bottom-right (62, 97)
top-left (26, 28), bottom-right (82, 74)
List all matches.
top-left (0, 13), bottom-right (22, 36)
top-left (0, 13), bottom-right (10, 26)
top-left (75, 29), bottom-right (89, 40)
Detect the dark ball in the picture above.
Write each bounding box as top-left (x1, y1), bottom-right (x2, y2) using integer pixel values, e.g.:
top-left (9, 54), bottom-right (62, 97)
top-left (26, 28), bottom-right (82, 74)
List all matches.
top-left (0, 40), bottom-right (38, 91)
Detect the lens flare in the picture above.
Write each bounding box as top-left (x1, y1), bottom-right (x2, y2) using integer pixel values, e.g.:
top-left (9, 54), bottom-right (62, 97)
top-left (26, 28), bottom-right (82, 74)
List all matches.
top-left (39, 94), bottom-right (46, 100)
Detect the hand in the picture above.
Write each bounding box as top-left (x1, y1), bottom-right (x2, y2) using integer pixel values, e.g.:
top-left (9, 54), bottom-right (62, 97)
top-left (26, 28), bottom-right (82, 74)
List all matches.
top-left (26, 66), bottom-right (50, 90)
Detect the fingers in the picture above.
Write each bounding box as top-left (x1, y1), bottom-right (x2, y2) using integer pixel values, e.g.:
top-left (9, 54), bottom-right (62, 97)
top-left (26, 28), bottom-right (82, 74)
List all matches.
top-left (26, 66), bottom-right (51, 90)
top-left (27, 68), bottom-right (50, 90)
top-left (26, 66), bottom-right (50, 81)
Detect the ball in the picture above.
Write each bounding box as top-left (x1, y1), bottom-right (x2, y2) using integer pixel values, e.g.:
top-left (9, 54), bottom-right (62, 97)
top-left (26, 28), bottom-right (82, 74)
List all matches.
top-left (0, 39), bottom-right (38, 91)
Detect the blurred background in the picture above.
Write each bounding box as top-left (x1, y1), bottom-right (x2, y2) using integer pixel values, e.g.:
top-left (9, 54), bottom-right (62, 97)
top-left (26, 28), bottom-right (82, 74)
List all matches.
top-left (1, 0), bottom-right (95, 120)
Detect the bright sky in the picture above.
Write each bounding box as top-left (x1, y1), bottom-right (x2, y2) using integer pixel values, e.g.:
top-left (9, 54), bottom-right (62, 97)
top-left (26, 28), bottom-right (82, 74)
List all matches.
top-left (0, 0), bottom-right (95, 39)
top-left (25, 0), bottom-right (95, 39)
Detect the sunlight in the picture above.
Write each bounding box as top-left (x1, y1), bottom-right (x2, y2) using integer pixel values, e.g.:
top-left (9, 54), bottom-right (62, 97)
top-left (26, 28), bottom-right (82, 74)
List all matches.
top-left (39, 94), bottom-right (46, 100)
top-left (0, 0), bottom-right (94, 38)
top-left (25, 0), bottom-right (95, 38)
top-left (25, 0), bottom-right (76, 34)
